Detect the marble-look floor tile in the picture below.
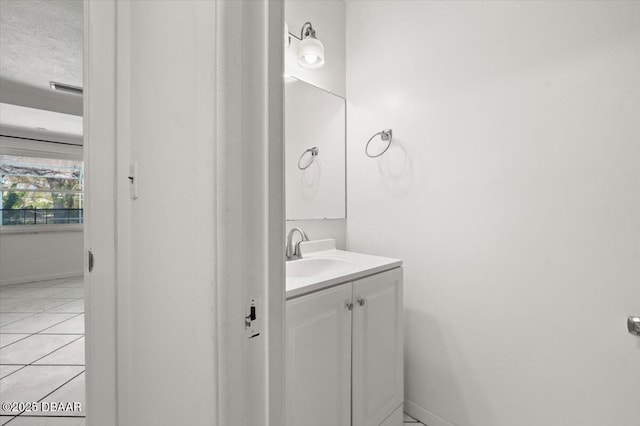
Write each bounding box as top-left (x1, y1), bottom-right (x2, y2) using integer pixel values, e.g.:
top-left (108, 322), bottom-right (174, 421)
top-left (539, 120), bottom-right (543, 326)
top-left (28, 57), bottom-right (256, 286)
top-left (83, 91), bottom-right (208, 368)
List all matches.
top-left (9, 281), bottom-right (60, 289)
top-left (4, 416), bottom-right (86, 425)
top-left (48, 280), bottom-right (84, 289)
top-left (6, 283), bottom-right (44, 289)
top-left (40, 315), bottom-right (84, 335)
top-left (0, 334), bottom-right (30, 349)
top-left (0, 335), bottom-right (79, 365)
top-left (0, 287), bottom-right (39, 298)
top-left (0, 313), bottom-right (33, 327)
top-left (35, 338), bottom-right (84, 366)
top-left (0, 365), bottom-right (23, 379)
top-left (10, 288), bottom-right (76, 300)
top-left (0, 284), bottom-right (41, 297)
top-left (45, 288), bottom-right (83, 299)
top-left (0, 296), bottom-right (24, 312)
top-left (0, 366), bottom-right (83, 415)
top-left (0, 298), bottom-right (73, 314)
top-left (0, 335), bottom-right (30, 348)
top-left (0, 314), bottom-right (76, 334)
top-left (0, 280), bottom-right (85, 424)
top-left (47, 299), bottom-right (84, 314)
top-left (29, 373), bottom-right (85, 417)
top-left (403, 412), bottom-right (424, 424)
top-left (0, 416), bottom-right (15, 425)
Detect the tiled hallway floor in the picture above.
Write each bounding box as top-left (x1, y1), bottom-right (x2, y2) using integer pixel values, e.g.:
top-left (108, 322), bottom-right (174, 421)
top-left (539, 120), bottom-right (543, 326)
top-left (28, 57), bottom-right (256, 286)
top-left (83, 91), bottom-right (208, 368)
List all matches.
top-left (404, 413), bottom-right (426, 425)
top-left (1, 277), bottom-right (423, 426)
top-left (0, 278), bottom-right (85, 426)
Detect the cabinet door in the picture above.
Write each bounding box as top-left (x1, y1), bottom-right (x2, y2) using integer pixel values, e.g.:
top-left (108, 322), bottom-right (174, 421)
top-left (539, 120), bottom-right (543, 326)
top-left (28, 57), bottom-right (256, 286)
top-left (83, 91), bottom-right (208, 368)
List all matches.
top-left (352, 268), bottom-right (403, 426)
top-left (286, 284), bottom-right (353, 426)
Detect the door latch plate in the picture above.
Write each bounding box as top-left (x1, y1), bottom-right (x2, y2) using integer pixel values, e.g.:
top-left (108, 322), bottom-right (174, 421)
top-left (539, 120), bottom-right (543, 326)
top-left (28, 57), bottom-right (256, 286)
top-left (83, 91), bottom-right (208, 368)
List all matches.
top-left (88, 250), bottom-right (94, 272)
top-left (628, 316), bottom-right (640, 336)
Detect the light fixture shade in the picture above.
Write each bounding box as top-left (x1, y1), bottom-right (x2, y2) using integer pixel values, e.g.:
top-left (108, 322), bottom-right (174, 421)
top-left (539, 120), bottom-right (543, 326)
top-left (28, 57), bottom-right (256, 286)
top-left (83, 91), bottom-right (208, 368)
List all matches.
top-left (297, 37), bottom-right (325, 69)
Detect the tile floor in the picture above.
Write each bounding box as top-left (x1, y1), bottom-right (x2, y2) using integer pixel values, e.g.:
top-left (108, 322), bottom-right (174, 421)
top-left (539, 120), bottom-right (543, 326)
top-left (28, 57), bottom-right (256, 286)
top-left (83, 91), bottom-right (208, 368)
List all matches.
top-left (1, 277), bottom-right (422, 426)
top-left (0, 278), bottom-right (85, 426)
top-left (404, 413), bottom-right (426, 425)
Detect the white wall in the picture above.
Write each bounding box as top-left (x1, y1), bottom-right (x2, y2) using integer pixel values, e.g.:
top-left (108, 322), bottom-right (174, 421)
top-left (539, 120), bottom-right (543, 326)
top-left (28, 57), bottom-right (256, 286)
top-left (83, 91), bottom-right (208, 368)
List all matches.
top-left (346, 2), bottom-right (640, 426)
top-left (0, 228), bottom-right (83, 285)
top-left (285, 0), bottom-right (346, 247)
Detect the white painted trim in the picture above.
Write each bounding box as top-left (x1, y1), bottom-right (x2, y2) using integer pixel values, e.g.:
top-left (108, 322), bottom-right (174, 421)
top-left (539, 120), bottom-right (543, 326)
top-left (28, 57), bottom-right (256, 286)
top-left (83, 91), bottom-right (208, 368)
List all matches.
top-left (404, 399), bottom-right (457, 426)
top-left (82, 2), bottom-right (284, 425)
top-left (84, 0), bottom-right (118, 424)
top-left (0, 126), bottom-right (83, 146)
top-left (114, 1), bottom-right (131, 424)
top-left (0, 272), bottom-right (82, 287)
top-left (0, 134), bottom-right (83, 153)
top-left (1, 189), bottom-right (82, 195)
top-left (0, 224), bottom-right (83, 234)
top-left (266, 2), bottom-right (286, 425)
top-left (215, 2), bottom-right (284, 425)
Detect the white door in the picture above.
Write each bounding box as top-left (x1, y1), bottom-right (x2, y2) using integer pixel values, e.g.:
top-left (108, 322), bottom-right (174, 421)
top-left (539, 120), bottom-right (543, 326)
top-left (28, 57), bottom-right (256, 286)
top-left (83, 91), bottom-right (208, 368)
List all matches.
top-left (352, 268), bottom-right (403, 426)
top-left (286, 284), bottom-right (353, 426)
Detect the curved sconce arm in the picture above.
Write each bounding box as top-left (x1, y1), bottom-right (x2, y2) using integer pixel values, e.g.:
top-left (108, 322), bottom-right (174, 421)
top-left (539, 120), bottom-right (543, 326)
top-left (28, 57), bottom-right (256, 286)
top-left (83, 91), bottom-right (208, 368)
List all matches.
top-left (288, 21), bottom-right (314, 42)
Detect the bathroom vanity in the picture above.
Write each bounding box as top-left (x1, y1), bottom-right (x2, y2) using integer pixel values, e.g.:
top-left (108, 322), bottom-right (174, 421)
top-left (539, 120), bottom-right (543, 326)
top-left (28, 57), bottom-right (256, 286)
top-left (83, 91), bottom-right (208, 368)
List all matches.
top-left (285, 240), bottom-right (403, 426)
top-left (283, 72), bottom-right (402, 425)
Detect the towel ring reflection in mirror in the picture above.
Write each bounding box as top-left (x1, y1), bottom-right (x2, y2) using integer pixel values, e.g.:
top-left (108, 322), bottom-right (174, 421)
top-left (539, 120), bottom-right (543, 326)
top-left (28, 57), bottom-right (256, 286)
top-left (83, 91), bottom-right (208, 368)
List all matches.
top-left (298, 146), bottom-right (319, 170)
top-left (365, 129), bottom-right (393, 158)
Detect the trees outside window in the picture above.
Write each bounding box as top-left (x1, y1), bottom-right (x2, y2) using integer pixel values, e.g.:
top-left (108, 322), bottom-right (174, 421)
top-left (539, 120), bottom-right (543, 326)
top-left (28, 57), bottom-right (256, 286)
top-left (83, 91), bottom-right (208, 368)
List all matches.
top-left (1, 154), bottom-right (84, 225)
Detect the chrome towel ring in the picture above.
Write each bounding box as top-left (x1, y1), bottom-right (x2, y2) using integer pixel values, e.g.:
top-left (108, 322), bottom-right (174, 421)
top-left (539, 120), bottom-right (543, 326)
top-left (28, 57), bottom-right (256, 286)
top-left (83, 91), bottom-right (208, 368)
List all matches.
top-left (298, 146), bottom-right (319, 170)
top-left (365, 129), bottom-right (393, 158)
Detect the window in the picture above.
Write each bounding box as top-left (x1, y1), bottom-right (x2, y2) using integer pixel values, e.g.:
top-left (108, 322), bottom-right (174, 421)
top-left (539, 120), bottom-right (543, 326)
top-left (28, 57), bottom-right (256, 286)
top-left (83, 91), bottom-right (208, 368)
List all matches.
top-left (1, 154), bottom-right (84, 226)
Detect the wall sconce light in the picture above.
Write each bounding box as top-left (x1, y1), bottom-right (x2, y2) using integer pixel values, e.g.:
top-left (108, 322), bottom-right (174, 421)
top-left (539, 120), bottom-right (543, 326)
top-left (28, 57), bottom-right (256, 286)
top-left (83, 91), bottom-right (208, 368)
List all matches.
top-left (285, 21), bottom-right (325, 69)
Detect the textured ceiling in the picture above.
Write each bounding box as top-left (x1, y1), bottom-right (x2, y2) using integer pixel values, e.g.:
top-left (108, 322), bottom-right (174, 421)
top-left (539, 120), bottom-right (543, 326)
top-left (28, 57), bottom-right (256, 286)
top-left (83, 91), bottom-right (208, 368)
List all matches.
top-left (0, 0), bottom-right (82, 139)
top-left (0, 0), bottom-right (83, 91)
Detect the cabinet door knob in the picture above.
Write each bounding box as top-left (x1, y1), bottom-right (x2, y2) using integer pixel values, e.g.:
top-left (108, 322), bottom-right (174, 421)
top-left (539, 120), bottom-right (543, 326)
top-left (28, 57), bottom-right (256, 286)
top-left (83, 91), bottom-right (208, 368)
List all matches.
top-left (357, 298), bottom-right (365, 307)
top-left (346, 302), bottom-right (354, 311)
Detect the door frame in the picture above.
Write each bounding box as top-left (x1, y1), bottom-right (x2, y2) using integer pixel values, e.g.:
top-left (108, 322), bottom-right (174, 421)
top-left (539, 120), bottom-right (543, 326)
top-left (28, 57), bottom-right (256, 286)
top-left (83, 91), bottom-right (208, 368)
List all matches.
top-left (83, 1), bottom-right (285, 424)
top-left (83, 0), bottom-right (117, 423)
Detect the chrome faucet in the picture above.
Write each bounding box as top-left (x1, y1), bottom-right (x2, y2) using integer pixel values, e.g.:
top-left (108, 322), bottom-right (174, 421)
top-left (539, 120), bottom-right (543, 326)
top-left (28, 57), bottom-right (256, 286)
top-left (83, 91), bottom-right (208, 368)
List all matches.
top-left (286, 227), bottom-right (309, 261)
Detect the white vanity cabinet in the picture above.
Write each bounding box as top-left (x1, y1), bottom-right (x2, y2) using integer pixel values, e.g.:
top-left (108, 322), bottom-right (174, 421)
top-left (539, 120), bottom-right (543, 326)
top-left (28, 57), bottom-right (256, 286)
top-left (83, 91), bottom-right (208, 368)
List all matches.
top-left (352, 269), bottom-right (404, 426)
top-left (286, 283), bottom-right (353, 426)
top-left (286, 267), bottom-right (403, 426)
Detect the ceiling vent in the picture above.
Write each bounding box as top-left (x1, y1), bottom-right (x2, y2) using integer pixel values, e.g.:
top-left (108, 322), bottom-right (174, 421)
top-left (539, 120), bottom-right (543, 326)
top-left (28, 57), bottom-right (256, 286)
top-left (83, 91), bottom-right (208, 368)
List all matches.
top-left (49, 81), bottom-right (83, 95)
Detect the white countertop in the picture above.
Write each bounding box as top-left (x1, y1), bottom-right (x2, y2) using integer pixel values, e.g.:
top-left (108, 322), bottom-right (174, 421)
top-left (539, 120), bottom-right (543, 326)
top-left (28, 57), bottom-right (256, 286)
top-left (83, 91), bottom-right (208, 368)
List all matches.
top-left (286, 239), bottom-right (402, 299)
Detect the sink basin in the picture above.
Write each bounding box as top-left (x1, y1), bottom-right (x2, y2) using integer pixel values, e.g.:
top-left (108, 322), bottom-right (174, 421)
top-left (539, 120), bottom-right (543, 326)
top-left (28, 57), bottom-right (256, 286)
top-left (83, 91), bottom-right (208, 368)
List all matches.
top-left (284, 240), bottom-right (402, 298)
top-left (286, 257), bottom-right (355, 279)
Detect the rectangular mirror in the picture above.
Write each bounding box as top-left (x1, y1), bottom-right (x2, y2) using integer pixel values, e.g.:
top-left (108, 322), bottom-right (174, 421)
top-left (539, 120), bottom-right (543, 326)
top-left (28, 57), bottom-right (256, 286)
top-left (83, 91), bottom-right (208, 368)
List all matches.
top-left (285, 76), bottom-right (346, 220)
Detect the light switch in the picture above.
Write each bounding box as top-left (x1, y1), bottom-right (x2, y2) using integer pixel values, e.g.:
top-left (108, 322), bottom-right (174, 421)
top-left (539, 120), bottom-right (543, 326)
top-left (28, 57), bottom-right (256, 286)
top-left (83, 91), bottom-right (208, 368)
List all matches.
top-left (129, 162), bottom-right (138, 200)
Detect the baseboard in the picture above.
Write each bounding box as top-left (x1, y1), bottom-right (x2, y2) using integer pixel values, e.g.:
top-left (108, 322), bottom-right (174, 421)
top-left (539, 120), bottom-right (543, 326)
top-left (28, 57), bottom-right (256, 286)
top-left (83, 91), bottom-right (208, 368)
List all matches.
top-left (0, 271), bottom-right (83, 286)
top-left (404, 399), bottom-right (457, 426)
